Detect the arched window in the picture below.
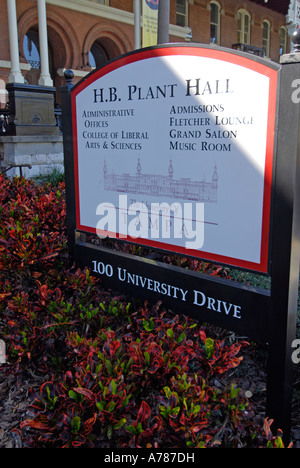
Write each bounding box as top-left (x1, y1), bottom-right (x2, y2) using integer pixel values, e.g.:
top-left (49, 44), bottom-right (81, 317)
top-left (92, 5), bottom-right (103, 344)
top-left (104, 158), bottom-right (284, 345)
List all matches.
top-left (279, 26), bottom-right (288, 55)
top-left (262, 20), bottom-right (271, 57)
top-left (89, 41), bottom-right (109, 69)
top-left (23, 30), bottom-right (40, 69)
top-left (210, 1), bottom-right (221, 45)
top-left (237, 9), bottom-right (251, 44)
top-left (23, 28), bottom-right (54, 85)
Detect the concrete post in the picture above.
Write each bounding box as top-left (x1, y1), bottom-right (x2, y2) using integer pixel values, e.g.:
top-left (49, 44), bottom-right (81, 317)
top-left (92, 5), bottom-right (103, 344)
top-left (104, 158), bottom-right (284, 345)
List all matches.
top-left (134, 0), bottom-right (141, 49)
top-left (157, 0), bottom-right (170, 44)
top-left (6, 0), bottom-right (24, 83)
top-left (37, 0), bottom-right (53, 87)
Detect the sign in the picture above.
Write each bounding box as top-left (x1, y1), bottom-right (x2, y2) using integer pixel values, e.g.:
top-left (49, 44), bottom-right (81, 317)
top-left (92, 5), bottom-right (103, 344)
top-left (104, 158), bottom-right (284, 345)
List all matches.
top-left (142, 0), bottom-right (159, 47)
top-left (61, 43), bottom-right (300, 443)
top-left (72, 46), bottom-right (277, 273)
top-left (76, 242), bottom-right (271, 343)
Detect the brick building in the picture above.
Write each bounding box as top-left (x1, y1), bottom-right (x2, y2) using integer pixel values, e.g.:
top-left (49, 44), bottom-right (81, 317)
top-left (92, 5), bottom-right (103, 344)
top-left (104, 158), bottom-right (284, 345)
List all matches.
top-left (0, 0), bottom-right (297, 178)
top-left (0, 0), bottom-right (297, 104)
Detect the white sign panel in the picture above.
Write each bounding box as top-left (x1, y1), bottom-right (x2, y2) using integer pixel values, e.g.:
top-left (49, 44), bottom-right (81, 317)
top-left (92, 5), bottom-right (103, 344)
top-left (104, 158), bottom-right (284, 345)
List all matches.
top-left (72, 46), bottom-right (278, 273)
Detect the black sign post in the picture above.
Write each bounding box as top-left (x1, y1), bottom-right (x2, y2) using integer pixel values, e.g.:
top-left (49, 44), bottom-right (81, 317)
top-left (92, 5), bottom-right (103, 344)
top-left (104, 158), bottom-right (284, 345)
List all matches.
top-left (265, 30), bottom-right (300, 441)
top-left (61, 36), bottom-right (300, 444)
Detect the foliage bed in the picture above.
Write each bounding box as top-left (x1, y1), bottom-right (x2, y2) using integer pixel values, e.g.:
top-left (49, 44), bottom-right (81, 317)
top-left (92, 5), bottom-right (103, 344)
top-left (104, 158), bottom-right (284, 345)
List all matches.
top-left (0, 175), bottom-right (290, 448)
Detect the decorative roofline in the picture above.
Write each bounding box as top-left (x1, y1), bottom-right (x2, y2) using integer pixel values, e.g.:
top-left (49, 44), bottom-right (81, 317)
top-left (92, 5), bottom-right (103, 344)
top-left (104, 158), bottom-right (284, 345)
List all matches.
top-left (103, 158), bottom-right (218, 203)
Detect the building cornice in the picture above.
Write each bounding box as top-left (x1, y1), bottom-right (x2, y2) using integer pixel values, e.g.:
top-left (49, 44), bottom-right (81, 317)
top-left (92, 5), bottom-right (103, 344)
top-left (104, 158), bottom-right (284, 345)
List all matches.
top-left (46, 0), bottom-right (133, 25)
top-left (46, 0), bottom-right (189, 38)
top-left (0, 61), bottom-right (31, 70)
top-left (57, 68), bottom-right (88, 78)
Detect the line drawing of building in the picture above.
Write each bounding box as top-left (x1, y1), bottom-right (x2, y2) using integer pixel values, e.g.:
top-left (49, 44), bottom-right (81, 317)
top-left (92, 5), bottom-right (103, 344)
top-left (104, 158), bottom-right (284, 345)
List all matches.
top-left (103, 158), bottom-right (218, 203)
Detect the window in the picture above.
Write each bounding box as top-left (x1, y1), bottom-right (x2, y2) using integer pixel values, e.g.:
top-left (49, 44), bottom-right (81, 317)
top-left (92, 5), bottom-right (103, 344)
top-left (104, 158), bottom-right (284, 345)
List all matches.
top-left (23, 30), bottom-right (40, 69)
top-left (262, 20), bottom-right (271, 57)
top-left (89, 42), bottom-right (109, 69)
top-left (237, 10), bottom-right (251, 44)
top-left (176, 0), bottom-right (188, 27)
top-left (280, 26), bottom-right (287, 55)
top-left (23, 28), bottom-right (54, 85)
top-left (210, 1), bottom-right (221, 45)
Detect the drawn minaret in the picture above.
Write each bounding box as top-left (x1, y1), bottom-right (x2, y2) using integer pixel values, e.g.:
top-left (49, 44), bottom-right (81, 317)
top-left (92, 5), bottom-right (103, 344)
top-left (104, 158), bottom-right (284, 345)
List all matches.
top-left (103, 159), bottom-right (108, 189)
top-left (136, 157), bottom-right (142, 176)
top-left (212, 164), bottom-right (218, 203)
top-left (168, 159), bottom-right (174, 178)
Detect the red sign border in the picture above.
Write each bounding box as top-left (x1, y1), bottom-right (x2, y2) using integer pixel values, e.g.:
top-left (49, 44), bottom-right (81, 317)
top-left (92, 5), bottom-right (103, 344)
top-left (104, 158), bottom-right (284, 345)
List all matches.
top-left (71, 45), bottom-right (278, 274)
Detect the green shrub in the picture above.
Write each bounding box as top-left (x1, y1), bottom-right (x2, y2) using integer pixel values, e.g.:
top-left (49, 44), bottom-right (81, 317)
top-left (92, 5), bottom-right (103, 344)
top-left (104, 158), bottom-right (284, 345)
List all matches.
top-left (0, 175), bottom-right (292, 448)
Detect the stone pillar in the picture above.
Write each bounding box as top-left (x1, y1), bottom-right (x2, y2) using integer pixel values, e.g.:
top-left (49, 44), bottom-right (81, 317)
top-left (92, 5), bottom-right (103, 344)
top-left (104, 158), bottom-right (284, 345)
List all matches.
top-left (157, 0), bottom-right (170, 45)
top-left (6, 82), bottom-right (59, 136)
top-left (37, 0), bottom-right (53, 87)
top-left (6, 0), bottom-right (24, 83)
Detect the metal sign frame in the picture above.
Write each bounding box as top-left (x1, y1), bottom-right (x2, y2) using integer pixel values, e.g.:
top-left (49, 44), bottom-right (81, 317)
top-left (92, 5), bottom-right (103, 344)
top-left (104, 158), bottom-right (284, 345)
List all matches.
top-left (61, 43), bottom-right (300, 443)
